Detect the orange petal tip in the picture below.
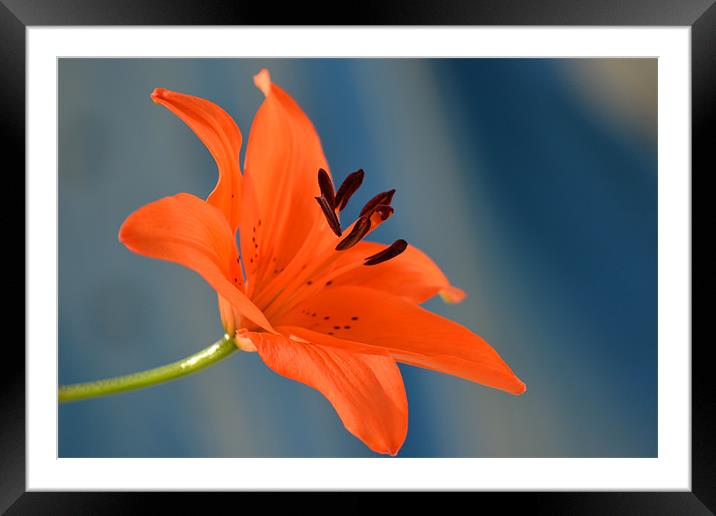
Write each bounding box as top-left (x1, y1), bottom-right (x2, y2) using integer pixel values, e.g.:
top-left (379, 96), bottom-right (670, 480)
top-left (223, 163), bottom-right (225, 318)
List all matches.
top-left (253, 69), bottom-right (272, 97)
top-left (150, 87), bottom-right (170, 103)
top-left (117, 216), bottom-right (133, 245)
top-left (439, 286), bottom-right (467, 304)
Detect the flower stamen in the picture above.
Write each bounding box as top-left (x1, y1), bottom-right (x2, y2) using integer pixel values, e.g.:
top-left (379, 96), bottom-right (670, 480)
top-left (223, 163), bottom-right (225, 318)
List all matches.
top-left (364, 239), bottom-right (408, 265)
top-left (334, 169), bottom-right (365, 211)
top-left (317, 168), bottom-right (336, 209)
top-left (369, 205), bottom-right (394, 225)
top-left (336, 216), bottom-right (371, 250)
top-left (315, 196), bottom-right (342, 236)
top-left (360, 189), bottom-right (396, 217)
top-left (263, 167), bottom-right (406, 318)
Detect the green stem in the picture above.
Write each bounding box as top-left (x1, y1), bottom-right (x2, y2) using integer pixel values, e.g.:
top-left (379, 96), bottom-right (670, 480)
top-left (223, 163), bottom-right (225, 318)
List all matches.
top-left (59, 335), bottom-right (237, 403)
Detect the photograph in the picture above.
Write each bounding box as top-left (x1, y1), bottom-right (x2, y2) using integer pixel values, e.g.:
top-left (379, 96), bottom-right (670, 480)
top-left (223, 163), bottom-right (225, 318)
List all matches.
top-left (57, 57), bottom-right (657, 459)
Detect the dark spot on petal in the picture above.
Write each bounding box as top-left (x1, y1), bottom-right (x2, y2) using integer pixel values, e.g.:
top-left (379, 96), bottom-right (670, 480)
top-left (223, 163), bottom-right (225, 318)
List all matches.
top-left (351, 316), bottom-right (358, 320)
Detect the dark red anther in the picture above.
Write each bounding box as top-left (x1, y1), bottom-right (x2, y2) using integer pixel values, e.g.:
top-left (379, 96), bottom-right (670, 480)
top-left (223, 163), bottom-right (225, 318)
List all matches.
top-left (335, 216), bottom-right (371, 251)
top-left (317, 168), bottom-right (335, 209)
top-left (359, 189), bottom-right (396, 217)
top-left (334, 169), bottom-right (365, 211)
top-left (372, 205), bottom-right (394, 221)
top-left (315, 196), bottom-right (342, 236)
top-left (364, 239), bottom-right (408, 265)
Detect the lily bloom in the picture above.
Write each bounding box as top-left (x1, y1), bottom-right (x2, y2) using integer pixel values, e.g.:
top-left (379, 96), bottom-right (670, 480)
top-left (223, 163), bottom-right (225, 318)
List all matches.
top-left (119, 69), bottom-right (525, 455)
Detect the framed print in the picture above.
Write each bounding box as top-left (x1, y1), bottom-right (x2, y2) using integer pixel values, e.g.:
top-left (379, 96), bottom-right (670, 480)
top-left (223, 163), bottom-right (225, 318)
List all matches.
top-left (4, 0), bottom-right (712, 513)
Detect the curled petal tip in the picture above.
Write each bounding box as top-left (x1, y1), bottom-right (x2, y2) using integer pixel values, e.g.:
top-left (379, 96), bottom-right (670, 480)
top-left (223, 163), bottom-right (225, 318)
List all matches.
top-left (505, 377), bottom-right (527, 396)
top-left (253, 69), bottom-right (272, 97)
top-left (150, 87), bottom-right (170, 103)
top-left (439, 286), bottom-right (467, 304)
top-left (369, 440), bottom-right (403, 456)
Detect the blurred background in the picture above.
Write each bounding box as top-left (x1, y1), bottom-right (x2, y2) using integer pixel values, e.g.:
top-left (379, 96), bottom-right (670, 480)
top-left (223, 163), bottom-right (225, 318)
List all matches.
top-left (58, 58), bottom-right (657, 458)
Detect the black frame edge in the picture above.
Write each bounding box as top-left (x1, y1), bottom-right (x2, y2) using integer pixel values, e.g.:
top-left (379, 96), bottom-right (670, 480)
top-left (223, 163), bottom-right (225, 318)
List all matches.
top-left (0, 0), bottom-right (26, 514)
top-left (692, 1), bottom-right (716, 512)
top-left (5, 0), bottom-right (712, 513)
top-left (1, 0), bottom-right (715, 26)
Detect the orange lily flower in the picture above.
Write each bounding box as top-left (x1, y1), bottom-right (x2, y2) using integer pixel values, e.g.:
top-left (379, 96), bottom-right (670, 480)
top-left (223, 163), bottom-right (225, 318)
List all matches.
top-left (119, 69), bottom-right (525, 455)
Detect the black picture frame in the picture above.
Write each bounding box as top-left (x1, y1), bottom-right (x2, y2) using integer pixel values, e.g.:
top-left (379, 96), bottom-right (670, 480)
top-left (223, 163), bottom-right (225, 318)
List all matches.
top-left (3, 1), bottom-right (711, 513)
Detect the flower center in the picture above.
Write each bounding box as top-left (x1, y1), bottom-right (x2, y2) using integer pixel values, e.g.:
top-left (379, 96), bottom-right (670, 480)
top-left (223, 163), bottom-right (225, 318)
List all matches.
top-left (255, 169), bottom-right (408, 321)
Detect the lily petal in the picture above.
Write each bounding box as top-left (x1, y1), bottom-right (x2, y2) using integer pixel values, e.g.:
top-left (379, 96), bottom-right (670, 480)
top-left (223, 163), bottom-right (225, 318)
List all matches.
top-left (119, 193), bottom-right (274, 333)
top-left (275, 286), bottom-right (525, 395)
top-left (243, 69), bottom-right (332, 292)
top-left (245, 330), bottom-right (408, 455)
top-left (238, 172), bottom-right (263, 295)
top-left (151, 88), bottom-right (243, 231)
top-left (330, 241), bottom-right (466, 304)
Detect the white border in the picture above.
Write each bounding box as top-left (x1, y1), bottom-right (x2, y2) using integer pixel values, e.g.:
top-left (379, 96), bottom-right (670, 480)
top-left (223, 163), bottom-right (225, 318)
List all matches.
top-left (27, 27), bottom-right (691, 490)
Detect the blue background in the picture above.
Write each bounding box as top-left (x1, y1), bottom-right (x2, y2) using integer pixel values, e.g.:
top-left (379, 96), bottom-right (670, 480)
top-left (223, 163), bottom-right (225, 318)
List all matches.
top-left (58, 58), bottom-right (657, 457)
